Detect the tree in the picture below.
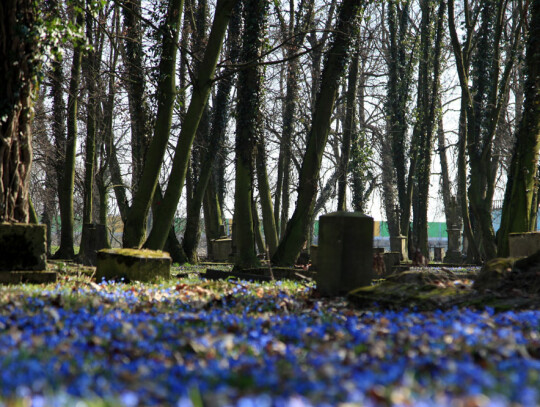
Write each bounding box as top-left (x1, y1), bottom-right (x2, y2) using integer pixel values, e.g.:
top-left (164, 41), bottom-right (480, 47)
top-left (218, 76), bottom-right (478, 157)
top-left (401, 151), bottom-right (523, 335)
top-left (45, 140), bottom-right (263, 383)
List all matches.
top-left (143, 0), bottom-right (238, 250)
top-left (53, 1), bottom-right (85, 259)
top-left (232, 0), bottom-right (268, 268)
top-left (448, 0), bottom-right (524, 261)
top-left (272, 0), bottom-right (365, 266)
top-left (122, 0), bottom-right (184, 248)
top-left (0, 1), bottom-right (47, 223)
top-left (497, 0), bottom-right (540, 256)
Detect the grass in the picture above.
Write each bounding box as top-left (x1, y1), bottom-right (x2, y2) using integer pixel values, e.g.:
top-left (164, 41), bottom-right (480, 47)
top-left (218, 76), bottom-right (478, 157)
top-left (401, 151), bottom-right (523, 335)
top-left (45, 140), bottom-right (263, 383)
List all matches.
top-left (0, 263), bottom-right (538, 406)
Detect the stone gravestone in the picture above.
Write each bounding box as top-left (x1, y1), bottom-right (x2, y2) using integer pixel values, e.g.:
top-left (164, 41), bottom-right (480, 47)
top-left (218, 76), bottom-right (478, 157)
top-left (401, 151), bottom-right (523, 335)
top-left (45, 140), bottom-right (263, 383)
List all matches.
top-left (211, 238), bottom-right (233, 262)
top-left (434, 247), bottom-right (445, 262)
top-left (0, 223), bottom-right (57, 283)
top-left (509, 232), bottom-right (540, 257)
top-left (444, 227), bottom-right (462, 264)
top-left (79, 224), bottom-right (109, 266)
top-left (317, 212), bottom-right (374, 296)
top-left (390, 235), bottom-right (408, 262)
top-left (96, 248), bottom-right (171, 282)
top-left (383, 252), bottom-right (401, 275)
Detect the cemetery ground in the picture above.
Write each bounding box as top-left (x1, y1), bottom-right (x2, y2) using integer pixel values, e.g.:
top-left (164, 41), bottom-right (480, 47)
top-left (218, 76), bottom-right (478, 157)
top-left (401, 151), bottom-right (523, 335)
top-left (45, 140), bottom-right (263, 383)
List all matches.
top-left (0, 262), bottom-right (539, 407)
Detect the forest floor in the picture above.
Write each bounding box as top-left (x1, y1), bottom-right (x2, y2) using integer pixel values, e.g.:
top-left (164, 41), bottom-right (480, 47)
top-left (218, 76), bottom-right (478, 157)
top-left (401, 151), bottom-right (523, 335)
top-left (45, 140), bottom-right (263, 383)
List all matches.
top-left (0, 263), bottom-right (539, 406)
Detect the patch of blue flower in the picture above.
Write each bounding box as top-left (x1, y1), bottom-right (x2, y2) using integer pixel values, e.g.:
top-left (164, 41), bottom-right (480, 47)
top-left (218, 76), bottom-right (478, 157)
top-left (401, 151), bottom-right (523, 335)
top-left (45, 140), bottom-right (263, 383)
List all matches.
top-left (0, 280), bottom-right (539, 406)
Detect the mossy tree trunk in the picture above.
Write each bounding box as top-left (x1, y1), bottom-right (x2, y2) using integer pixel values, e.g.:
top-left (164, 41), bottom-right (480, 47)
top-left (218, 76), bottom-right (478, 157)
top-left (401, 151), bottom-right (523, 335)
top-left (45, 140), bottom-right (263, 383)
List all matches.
top-left (411, 0), bottom-right (444, 256)
top-left (497, 0), bottom-right (540, 256)
top-left (273, 0), bottom-right (315, 237)
top-left (180, 0), bottom-right (241, 263)
top-left (233, 0), bottom-right (267, 269)
top-left (0, 0), bottom-right (41, 224)
top-left (386, 0), bottom-right (416, 242)
top-left (336, 35), bottom-right (359, 211)
top-left (122, 0), bottom-right (184, 248)
top-left (55, 3), bottom-right (84, 259)
top-left (271, 0), bottom-right (365, 266)
top-left (79, 0), bottom-right (101, 261)
top-left (143, 0), bottom-right (238, 250)
top-left (122, 0), bottom-right (152, 189)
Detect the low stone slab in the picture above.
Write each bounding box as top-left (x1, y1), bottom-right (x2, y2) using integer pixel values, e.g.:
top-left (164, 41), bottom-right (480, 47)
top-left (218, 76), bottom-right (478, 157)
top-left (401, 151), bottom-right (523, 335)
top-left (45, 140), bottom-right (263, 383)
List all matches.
top-left (203, 267), bottom-right (315, 282)
top-left (0, 223), bottom-right (47, 271)
top-left (211, 238), bottom-right (233, 262)
top-left (0, 271), bottom-right (57, 285)
top-left (96, 248), bottom-right (171, 282)
top-left (509, 232), bottom-right (540, 258)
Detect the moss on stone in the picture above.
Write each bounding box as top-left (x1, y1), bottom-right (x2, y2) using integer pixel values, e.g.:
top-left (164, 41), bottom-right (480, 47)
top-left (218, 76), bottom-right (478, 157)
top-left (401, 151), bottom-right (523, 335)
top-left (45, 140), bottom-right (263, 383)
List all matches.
top-left (96, 248), bottom-right (171, 282)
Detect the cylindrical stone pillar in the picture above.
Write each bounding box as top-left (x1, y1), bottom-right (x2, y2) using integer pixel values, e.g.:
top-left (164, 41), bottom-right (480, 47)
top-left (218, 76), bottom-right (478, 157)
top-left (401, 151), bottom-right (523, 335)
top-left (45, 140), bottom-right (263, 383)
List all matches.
top-left (316, 212), bottom-right (374, 296)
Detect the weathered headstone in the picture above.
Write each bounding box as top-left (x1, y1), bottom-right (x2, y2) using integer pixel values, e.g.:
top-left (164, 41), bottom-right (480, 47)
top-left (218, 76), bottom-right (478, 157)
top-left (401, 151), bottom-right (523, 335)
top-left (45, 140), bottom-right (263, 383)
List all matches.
top-left (383, 252), bottom-right (401, 275)
top-left (434, 247), bottom-right (445, 262)
top-left (0, 223), bottom-right (47, 271)
top-left (317, 212), bottom-right (374, 296)
top-left (96, 248), bottom-right (171, 282)
top-left (509, 232), bottom-right (540, 258)
top-left (444, 227), bottom-right (462, 263)
top-left (79, 224), bottom-right (109, 266)
top-left (309, 245), bottom-right (318, 269)
top-left (390, 235), bottom-right (408, 262)
top-left (211, 238), bottom-right (233, 262)
top-left (0, 223), bottom-right (57, 284)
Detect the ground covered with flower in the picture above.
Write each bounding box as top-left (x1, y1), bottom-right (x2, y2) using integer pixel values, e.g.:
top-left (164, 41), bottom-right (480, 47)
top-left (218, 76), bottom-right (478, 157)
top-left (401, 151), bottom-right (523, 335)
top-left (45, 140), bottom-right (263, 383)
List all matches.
top-left (0, 265), bottom-right (539, 406)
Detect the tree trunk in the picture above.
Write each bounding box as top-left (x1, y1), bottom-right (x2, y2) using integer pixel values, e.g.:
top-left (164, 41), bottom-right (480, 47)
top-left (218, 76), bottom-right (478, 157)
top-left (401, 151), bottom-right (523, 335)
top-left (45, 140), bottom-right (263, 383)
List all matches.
top-left (337, 35), bottom-right (359, 211)
top-left (497, 0), bottom-right (540, 256)
top-left (0, 0), bottom-right (40, 224)
top-left (143, 0), bottom-right (237, 250)
top-left (180, 1), bottom-right (241, 262)
top-left (256, 140), bottom-right (279, 256)
top-left (79, 3), bottom-right (99, 262)
top-left (55, 5), bottom-right (84, 259)
top-left (272, 0), bottom-right (364, 266)
top-left (122, 0), bottom-right (184, 248)
top-left (122, 0), bottom-right (152, 189)
top-left (232, 0), bottom-right (267, 269)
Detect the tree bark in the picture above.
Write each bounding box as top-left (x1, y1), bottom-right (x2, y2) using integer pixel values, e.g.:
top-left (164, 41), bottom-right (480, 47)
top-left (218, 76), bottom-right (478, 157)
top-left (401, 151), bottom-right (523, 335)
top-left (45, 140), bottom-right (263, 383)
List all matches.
top-left (55, 4), bottom-right (84, 259)
top-left (0, 0), bottom-right (40, 224)
top-left (498, 0), bottom-right (540, 256)
top-left (143, 0), bottom-right (237, 250)
top-left (122, 0), bottom-right (184, 248)
top-left (232, 0), bottom-right (267, 268)
top-left (272, 0), bottom-right (364, 266)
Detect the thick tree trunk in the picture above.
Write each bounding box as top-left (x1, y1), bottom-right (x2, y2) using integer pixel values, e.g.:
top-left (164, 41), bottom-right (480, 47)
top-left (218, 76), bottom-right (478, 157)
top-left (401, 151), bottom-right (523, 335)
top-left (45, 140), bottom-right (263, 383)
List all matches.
top-left (232, 0), bottom-right (267, 269)
top-left (272, 0), bottom-right (364, 266)
top-left (0, 1), bottom-right (41, 224)
top-left (498, 0), bottom-right (540, 256)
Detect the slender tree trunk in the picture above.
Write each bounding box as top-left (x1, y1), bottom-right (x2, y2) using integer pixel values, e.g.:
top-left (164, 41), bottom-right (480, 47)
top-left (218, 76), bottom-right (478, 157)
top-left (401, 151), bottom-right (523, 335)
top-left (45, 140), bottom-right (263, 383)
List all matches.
top-left (256, 140), bottom-right (279, 255)
top-left (143, 0), bottom-right (236, 250)
top-left (122, 0), bottom-right (184, 248)
top-left (272, 0), bottom-right (364, 266)
top-left (180, 1), bottom-right (241, 262)
top-left (122, 0), bottom-right (152, 188)
top-left (55, 5), bottom-right (84, 259)
top-left (337, 36), bottom-right (359, 211)
top-left (79, 3), bottom-right (99, 261)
